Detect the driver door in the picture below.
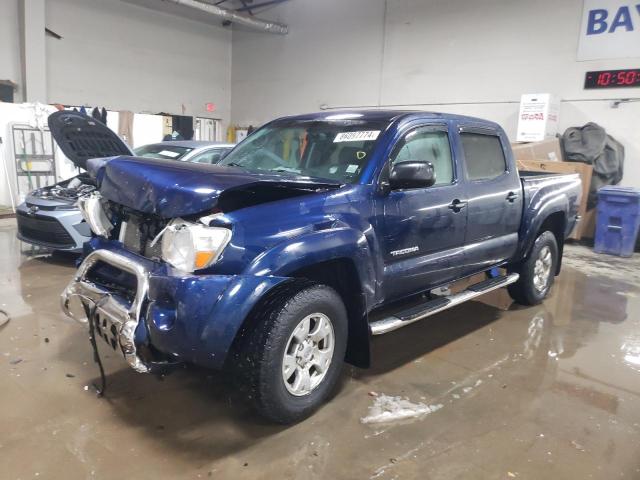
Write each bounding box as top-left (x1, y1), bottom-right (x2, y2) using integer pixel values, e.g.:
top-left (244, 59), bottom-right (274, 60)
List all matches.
top-left (379, 124), bottom-right (468, 301)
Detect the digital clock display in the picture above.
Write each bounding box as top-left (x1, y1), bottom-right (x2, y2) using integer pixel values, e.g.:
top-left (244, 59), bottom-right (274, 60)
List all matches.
top-left (584, 69), bottom-right (640, 89)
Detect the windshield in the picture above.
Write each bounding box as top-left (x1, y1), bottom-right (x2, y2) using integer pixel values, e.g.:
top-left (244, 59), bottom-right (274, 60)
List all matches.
top-left (218, 119), bottom-right (388, 183)
top-left (133, 144), bottom-right (193, 160)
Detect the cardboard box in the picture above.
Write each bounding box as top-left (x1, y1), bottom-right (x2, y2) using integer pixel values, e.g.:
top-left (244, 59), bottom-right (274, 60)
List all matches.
top-left (516, 93), bottom-right (560, 142)
top-left (511, 138), bottom-right (563, 162)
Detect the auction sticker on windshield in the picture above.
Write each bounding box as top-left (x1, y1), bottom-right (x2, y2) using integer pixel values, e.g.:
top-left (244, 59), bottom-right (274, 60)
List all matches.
top-left (158, 150), bottom-right (181, 158)
top-left (334, 131), bottom-right (380, 142)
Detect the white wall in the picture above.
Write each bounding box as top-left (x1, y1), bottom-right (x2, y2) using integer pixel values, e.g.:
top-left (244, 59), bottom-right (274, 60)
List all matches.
top-left (231, 0), bottom-right (640, 187)
top-left (45, 0), bottom-right (231, 124)
top-left (231, 0), bottom-right (386, 126)
top-left (0, 0), bottom-right (23, 101)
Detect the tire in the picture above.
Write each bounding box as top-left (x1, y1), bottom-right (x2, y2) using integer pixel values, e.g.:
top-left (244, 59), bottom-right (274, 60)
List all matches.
top-left (508, 231), bottom-right (558, 306)
top-left (232, 283), bottom-right (348, 424)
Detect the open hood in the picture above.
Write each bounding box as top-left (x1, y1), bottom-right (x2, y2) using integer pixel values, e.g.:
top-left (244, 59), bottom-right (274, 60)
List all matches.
top-left (87, 156), bottom-right (341, 218)
top-left (48, 110), bottom-right (133, 170)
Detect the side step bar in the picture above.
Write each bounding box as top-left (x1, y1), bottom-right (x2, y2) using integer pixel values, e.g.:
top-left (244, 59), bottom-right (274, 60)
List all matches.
top-left (370, 273), bottom-right (520, 335)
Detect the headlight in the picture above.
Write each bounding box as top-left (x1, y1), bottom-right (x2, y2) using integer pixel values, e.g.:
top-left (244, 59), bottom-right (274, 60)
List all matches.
top-left (78, 192), bottom-right (113, 237)
top-left (160, 219), bottom-right (231, 272)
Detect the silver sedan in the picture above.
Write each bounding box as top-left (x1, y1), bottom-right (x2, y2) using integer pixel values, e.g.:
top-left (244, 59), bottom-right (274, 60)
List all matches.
top-left (16, 141), bottom-right (235, 252)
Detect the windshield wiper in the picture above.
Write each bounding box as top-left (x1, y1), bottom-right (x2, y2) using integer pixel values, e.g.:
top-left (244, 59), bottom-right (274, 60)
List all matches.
top-left (224, 162), bottom-right (247, 169)
top-left (271, 168), bottom-right (302, 174)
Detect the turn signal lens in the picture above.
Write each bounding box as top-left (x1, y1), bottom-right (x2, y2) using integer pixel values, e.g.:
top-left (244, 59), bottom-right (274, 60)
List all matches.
top-left (195, 251), bottom-right (216, 269)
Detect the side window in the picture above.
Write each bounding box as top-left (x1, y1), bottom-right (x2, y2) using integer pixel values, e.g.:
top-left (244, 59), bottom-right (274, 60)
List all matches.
top-left (390, 128), bottom-right (453, 185)
top-left (191, 149), bottom-right (225, 165)
top-left (459, 133), bottom-right (507, 181)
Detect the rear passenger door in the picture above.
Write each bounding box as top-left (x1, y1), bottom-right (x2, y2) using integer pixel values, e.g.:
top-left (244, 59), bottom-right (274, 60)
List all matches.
top-left (457, 126), bottom-right (523, 274)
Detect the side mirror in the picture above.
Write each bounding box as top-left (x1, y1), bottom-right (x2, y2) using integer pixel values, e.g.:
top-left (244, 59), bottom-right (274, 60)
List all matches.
top-left (389, 161), bottom-right (436, 190)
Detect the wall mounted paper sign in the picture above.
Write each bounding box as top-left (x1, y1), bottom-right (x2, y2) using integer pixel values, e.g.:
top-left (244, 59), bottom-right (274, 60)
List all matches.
top-left (577, 0), bottom-right (640, 60)
top-left (236, 129), bottom-right (248, 142)
top-left (334, 131), bottom-right (380, 142)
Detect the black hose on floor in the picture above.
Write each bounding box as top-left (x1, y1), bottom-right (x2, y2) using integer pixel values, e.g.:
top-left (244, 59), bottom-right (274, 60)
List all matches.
top-left (82, 300), bottom-right (107, 397)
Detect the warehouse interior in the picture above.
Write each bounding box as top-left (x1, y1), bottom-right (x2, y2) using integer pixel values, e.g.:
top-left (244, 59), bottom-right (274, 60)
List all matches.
top-left (1, 0), bottom-right (639, 478)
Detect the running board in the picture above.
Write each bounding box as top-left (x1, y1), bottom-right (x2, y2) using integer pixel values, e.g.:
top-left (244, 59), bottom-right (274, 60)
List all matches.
top-left (370, 273), bottom-right (520, 335)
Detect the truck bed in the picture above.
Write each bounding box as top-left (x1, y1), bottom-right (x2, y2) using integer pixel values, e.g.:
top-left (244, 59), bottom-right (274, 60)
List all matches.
top-left (519, 170), bottom-right (575, 180)
top-left (518, 170), bottom-right (583, 249)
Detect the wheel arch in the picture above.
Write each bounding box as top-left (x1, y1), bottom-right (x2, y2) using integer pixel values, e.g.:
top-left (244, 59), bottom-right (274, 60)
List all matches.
top-left (287, 258), bottom-right (370, 368)
top-left (225, 260), bottom-right (371, 371)
top-left (233, 227), bottom-right (378, 369)
top-left (528, 211), bottom-right (566, 275)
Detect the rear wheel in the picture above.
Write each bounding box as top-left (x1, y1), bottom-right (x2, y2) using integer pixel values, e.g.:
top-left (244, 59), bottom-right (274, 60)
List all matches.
top-left (232, 283), bottom-right (347, 424)
top-left (508, 231), bottom-right (558, 305)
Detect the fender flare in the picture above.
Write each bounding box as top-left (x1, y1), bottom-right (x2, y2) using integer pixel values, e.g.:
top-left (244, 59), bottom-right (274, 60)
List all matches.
top-left (244, 227), bottom-right (379, 368)
top-left (245, 226), bottom-right (378, 305)
top-left (517, 195), bottom-right (569, 261)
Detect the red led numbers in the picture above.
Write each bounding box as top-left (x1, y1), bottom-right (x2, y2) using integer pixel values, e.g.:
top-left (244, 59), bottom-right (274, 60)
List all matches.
top-left (585, 69), bottom-right (640, 89)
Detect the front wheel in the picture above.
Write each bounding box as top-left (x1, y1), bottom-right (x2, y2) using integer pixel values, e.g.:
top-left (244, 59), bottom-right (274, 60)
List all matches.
top-left (232, 283), bottom-right (347, 424)
top-left (508, 231), bottom-right (558, 305)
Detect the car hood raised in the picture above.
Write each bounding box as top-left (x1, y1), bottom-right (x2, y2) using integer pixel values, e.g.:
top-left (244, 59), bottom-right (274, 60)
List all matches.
top-left (87, 156), bottom-right (341, 218)
top-left (48, 110), bottom-right (133, 170)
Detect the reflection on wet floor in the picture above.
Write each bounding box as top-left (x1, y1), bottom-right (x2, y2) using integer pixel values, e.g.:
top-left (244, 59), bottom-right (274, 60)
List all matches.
top-left (1, 217), bottom-right (639, 479)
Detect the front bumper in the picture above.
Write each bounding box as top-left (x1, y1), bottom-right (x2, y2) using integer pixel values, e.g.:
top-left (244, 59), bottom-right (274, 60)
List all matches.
top-left (61, 239), bottom-right (288, 372)
top-left (16, 200), bottom-right (90, 251)
top-left (61, 248), bottom-right (151, 372)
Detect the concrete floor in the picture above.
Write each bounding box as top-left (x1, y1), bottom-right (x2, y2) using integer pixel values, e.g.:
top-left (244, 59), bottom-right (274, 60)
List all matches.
top-left (2, 217), bottom-right (639, 480)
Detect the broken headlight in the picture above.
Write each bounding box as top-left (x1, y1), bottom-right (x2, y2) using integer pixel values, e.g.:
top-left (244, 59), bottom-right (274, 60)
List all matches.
top-left (77, 192), bottom-right (113, 238)
top-left (160, 219), bottom-right (231, 273)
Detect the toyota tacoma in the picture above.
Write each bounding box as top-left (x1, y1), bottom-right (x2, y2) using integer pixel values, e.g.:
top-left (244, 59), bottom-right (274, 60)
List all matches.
top-left (55, 109), bottom-right (582, 423)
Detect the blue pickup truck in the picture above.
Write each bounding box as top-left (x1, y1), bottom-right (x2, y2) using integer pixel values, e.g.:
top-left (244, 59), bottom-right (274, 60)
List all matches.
top-left (54, 110), bottom-right (581, 423)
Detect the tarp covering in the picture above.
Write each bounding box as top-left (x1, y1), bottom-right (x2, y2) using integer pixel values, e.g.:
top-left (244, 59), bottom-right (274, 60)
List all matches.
top-left (562, 123), bottom-right (625, 209)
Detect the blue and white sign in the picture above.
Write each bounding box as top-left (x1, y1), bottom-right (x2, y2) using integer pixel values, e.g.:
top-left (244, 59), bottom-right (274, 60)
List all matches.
top-left (577, 0), bottom-right (640, 60)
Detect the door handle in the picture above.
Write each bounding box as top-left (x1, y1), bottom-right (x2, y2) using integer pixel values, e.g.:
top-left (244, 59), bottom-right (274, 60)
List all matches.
top-left (506, 191), bottom-right (519, 202)
top-left (448, 199), bottom-right (467, 212)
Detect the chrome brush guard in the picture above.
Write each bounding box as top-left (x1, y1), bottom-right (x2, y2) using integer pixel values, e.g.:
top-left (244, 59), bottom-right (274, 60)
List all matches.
top-left (60, 249), bottom-right (150, 373)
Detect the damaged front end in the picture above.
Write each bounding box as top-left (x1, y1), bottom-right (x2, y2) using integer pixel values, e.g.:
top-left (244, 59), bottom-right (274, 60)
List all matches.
top-left (61, 191), bottom-right (229, 372)
top-left (59, 154), bottom-right (341, 373)
top-left (60, 237), bottom-right (289, 373)
top-left (60, 190), bottom-right (290, 373)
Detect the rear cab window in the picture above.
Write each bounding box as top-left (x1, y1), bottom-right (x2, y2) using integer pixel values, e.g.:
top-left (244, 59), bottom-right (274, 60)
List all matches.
top-left (459, 131), bottom-right (507, 181)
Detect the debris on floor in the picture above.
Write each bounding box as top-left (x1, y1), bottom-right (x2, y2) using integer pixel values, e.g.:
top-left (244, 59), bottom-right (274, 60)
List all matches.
top-left (361, 393), bottom-right (443, 424)
top-left (0, 309), bottom-right (9, 328)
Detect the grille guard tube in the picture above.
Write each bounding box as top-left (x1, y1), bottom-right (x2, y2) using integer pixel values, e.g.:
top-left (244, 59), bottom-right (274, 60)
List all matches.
top-left (60, 249), bottom-right (151, 373)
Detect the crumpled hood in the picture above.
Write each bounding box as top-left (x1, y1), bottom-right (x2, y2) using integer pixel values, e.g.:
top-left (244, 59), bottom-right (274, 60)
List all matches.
top-left (87, 156), bottom-right (340, 218)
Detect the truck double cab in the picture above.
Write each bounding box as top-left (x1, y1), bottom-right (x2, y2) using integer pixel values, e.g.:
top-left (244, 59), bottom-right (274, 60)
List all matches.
top-left (55, 110), bottom-right (581, 423)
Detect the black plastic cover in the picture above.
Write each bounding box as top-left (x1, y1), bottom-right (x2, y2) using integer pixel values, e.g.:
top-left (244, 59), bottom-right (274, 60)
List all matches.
top-left (48, 110), bottom-right (133, 170)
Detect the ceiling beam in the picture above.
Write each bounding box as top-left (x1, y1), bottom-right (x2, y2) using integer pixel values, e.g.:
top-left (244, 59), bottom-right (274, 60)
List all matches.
top-left (164, 0), bottom-right (288, 34)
